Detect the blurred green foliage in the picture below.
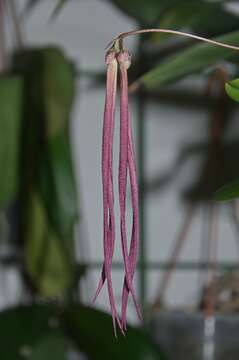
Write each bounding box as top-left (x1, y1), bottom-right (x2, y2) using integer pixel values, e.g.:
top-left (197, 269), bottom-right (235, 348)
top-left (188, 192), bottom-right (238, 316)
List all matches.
top-left (0, 304), bottom-right (165, 360)
top-left (215, 178), bottom-right (239, 201)
top-left (25, 1), bottom-right (239, 89)
top-left (133, 30), bottom-right (239, 89)
top-left (12, 47), bottom-right (77, 297)
top-left (225, 78), bottom-right (239, 104)
top-left (214, 78), bottom-right (239, 201)
top-left (0, 76), bottom-right (22, 207)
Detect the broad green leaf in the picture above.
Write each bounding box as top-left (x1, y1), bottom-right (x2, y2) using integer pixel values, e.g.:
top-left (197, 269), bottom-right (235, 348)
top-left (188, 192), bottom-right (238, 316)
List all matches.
top-left (0, 76), bottom-right (22, 208)
top-left (38, 134), bottom-right (78, 242)
top-left (29, 334), bottom-right (67, 360)
top-left (63, 304), bottom-right (167, 360)
top-left (14, 47), bottom-right (74, 136)
top-left (133, 30), bottom-right (239, 90)
top-left (25, 190), bottom-right (74, 296)
top-left (0, 305), bottom-right (64, 360)
top-left (0, 304), bottom-right (167, 360)
top-left (192, 3), bottom-right (239, 37)
top-left (215, 179), bottom-right (239, 201)
top-left (42, 47), bottom-right (75, 136)
top-left (40, 48), bottom-right (78, 242)
top-left (153, 0), bottom-right (239, 43)
top-left (13, 47), bottom-right (78, 296)
top-left (225, 78), bottom-right (239, 103)
top-left (109, 0), bottom-right (180, 26)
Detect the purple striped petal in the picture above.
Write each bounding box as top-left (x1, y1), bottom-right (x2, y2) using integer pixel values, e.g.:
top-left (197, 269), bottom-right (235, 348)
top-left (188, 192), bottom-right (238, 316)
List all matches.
top-left (117, 50), bottom-right (141, 328)
top-left (93, 50), bottom-right (121, 334)
top-left (121, 116), bottom-right (142, 330)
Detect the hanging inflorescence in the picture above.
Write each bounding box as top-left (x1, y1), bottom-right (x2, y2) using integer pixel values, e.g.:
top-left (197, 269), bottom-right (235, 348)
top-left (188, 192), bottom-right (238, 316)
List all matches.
top-left (93, 44), bottom-right (142, 335)
top-left (94, 28), bottom-right (239, 335)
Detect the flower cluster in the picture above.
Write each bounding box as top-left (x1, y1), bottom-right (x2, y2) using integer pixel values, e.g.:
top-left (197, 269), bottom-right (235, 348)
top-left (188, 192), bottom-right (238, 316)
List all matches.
top-left (93, 47), bottom-right (142, 334)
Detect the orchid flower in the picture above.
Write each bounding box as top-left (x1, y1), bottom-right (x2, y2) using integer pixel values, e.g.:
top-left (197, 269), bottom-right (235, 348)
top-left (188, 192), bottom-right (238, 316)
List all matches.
top-left (94, 28), bottom-right (239, 334)
top-left (94, 47), bottom-right (141, 333)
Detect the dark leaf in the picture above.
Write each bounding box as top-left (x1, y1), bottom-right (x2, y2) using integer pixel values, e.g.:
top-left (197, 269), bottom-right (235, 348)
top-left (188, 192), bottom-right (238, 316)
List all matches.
top-left (225, 78), bottom-right (239, 103)
top-left (13, 47), bottom-right (77, 296)
top-left (108, 0), bottom-right (180, 26)
top-left (0, 304), bottom-right (167, 360)
top-left (63, 304), bottom-right (167, 360)
top-left (156, 0), bottom-right (239, 39)
top-left (0, 305), bottom-right (65, 360)
top-left (215, 179), bottom-right (239, 201)
top-left (29, 334), bottom-right (67, 360)
top-left (38, 134), bottom-right (78, 242)
top-left (25, 190), bottom-right (74, 296)
top-left (0, 76), bottom-right (23, 208)
top-left (132, 30), bottom-right (239, 90)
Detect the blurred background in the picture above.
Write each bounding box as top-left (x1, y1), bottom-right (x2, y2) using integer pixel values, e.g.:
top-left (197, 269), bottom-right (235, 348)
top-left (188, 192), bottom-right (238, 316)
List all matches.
top-left (2, 0), bottom-right (239, 359)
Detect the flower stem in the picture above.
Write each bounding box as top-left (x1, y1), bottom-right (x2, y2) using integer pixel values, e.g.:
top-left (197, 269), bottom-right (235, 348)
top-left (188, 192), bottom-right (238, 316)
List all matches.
top-left (110, 28), bottom-right (239, 52)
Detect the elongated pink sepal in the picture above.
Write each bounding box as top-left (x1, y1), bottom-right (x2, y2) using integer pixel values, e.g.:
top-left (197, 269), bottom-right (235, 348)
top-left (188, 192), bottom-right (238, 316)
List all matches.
top-left (93, 50), bottom-right (121, 334)
top-left (118, 50), bottom-right (142, 329)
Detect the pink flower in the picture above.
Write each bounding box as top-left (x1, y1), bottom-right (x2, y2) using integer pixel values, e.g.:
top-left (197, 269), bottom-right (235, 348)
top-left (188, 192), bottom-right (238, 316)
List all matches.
top-left (94, 48), bottom-right (141, 334)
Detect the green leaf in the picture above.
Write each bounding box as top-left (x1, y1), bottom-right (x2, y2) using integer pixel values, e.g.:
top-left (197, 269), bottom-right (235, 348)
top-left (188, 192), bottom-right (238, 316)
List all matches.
top-left (13, 46), bottom-right (74, 137)
top-left (38, 134), bottom-right (78, 242)
top-left (0, 304), bottom-right (167, 360)
top-left (63, 304), bottom-right (167, 360)
top-left (225, 78), bottom-right (239, 103)
top-left (39, 47), bottom-right (78, 243)
top-left (0, 76), bottom-right (22, 208)
top-left (0, 305), bottom-right (65, 360)
top-left (42, 47), bottom-right (75, 136)
top-left (25, 190), bottom-right (74, 296)
top-left (133, 30), bottom-right (239, 90)
top-left (215, 179), bottom-right (239, 201)
top-left (109, 0), bottom-right (180, 25)
top-left (29, 334), bottom-right (67, 360)
top-left (13, 47), bottom-right (78, 296)
top-left (156, 1), bottom-right (239, 39)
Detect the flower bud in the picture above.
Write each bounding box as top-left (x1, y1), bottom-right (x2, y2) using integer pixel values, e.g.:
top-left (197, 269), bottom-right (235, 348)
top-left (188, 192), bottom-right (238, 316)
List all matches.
top-left (117, 50), bottom-right (131, 69)
top-left (105, 49), bottom-right (117, 65)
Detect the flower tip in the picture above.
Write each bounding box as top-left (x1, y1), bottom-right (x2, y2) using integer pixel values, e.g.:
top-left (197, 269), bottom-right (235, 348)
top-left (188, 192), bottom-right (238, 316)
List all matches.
top-left (105, 49), bottom-right (117, 64)
top-left (117, 50), bottom-right (131, 69)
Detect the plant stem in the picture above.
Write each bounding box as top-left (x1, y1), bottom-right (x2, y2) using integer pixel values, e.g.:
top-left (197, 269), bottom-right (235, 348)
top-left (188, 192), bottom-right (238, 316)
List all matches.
top-left (111, 28), bottom-right (239, 52)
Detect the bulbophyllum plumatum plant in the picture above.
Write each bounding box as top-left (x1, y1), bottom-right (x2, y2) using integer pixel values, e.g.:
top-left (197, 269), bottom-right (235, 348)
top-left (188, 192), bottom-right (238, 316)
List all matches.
top-left (93, 28), bottom-right (239, 335)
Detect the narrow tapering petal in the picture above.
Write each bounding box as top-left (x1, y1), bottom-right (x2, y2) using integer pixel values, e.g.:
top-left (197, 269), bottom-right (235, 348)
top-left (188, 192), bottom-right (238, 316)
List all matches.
top-left (121, 116), bottom-right (142, 330)
top-left (93, 50), bottom-right (120, 333)
top-left (118, 50), bottom-right (141, 327)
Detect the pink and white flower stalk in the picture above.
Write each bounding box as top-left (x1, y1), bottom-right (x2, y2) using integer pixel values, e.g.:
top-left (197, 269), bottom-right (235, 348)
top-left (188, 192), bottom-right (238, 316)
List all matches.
top-left (93, 27), bottom-right (239, 334)
top-left (94, 47), bottom-right (141, 333)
